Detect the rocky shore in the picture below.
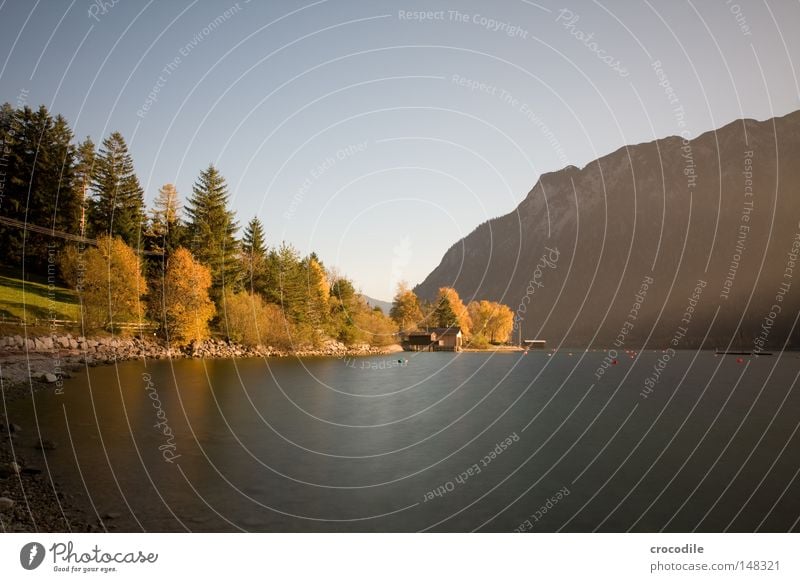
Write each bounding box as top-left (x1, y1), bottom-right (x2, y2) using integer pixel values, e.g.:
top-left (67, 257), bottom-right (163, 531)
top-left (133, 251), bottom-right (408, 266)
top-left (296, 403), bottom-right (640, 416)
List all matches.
top-left (0, 332), bottom-right (400, 532)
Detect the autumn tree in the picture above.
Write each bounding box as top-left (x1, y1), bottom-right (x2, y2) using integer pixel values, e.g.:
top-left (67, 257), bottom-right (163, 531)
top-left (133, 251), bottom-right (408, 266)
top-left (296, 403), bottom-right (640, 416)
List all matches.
top-left (390, 282), bottom-right (423, 332)
top-left (90, 132), bottom-right (145, 246)
top-left (146, 183), bottom-right (184, 258)
top-left (153, 247), bottom-right (216, 345)
top-left (354, 305), bottom-right (399, 346)
top-left (185, 164), bottom-right (240, 301)
top-left (468, 300), bottom-right (514, 344)
top-left (222, 290), bottom-right (291, 349)
top-left (432, 287), bottom-right (472, 336)
top-left (78, 236), bottom-right (147, 329)
top-left (74, 137), bottom-right (95, 238)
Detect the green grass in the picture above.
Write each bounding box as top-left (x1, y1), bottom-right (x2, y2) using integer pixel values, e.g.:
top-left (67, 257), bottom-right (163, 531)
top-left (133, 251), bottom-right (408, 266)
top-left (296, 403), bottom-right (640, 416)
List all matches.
top-left (0, 265), bottom-right (80, 326)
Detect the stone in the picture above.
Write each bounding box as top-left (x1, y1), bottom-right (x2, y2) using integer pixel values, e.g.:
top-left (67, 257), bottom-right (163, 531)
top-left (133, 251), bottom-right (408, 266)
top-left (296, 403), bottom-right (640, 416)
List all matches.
top-left (0, 497), bottom-right (14, 511)
top-left (69, 339), bottom-right (78, 349)
top-left (58, 336), bottom-right (71, 349)
top-left (43, 373), bottom-right (58, 383)
top-left (35, 439), bottom-right (57, 451)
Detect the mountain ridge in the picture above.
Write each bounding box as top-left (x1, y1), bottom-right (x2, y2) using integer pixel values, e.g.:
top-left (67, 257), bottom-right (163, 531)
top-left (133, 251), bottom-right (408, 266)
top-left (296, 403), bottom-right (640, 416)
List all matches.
top-left (415, 110), bottom-right (800, 348)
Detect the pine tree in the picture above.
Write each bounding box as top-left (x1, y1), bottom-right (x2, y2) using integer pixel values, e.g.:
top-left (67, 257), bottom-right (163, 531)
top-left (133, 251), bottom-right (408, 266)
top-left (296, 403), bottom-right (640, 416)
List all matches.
top-left (185, 164), bottom-right (240, 301)
top-left (241, 216), bottom-right (267, 294)
top-left (241, 216), bottom-right (266, 258)
top-left (0, 105), bottom-right (79, 270)
top-left (89, 131), bottom-right (145, 246)
top-left (432, 295), bottom-right (458, 329)
top-left (73, 137), bottom-right (95, 238)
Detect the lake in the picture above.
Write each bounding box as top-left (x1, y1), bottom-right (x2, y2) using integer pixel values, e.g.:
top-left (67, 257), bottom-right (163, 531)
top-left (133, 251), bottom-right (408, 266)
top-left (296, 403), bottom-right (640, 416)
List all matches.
top-left (8, 350), bottom-right (800, 532)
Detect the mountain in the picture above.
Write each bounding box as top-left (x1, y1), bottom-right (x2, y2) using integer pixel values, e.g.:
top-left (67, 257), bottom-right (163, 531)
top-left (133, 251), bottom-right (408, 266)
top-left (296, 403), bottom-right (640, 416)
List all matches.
top-left (415, 111), bottom-right (800, 349)
top-left (362, 295), bottom-right (393, 314)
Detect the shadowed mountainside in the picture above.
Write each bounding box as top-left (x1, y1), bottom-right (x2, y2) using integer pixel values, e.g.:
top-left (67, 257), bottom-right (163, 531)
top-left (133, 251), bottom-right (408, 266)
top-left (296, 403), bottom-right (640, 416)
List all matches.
top-left (415, 111), bottom-right (800, 349)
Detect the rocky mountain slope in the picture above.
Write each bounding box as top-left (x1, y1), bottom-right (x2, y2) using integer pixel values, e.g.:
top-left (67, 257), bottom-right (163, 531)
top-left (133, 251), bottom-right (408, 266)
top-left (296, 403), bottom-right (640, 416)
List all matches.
top-left (415, 111), bottom-right (800, 348)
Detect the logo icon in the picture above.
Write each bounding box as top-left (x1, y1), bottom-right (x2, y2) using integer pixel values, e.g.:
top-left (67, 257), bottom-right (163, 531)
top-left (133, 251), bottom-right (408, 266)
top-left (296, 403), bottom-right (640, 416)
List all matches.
top-left (20, 542), bottom-right (46, 570)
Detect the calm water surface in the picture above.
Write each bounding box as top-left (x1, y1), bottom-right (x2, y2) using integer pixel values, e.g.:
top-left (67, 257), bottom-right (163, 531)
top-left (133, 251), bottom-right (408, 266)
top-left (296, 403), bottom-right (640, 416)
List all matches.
top-left (9, 350), bottom-right (800, 532)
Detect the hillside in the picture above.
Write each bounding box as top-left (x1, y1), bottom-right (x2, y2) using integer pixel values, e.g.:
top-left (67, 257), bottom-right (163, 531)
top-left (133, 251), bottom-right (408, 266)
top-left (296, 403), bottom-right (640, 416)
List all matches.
top-left (415, 111), bottom-right (800, 348)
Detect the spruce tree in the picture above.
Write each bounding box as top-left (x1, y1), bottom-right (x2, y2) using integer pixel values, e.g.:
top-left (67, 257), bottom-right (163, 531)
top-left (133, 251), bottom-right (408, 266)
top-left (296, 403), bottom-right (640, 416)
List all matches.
top-left (89, 131), bottom-right (145, 246)
top-left (185, 164), bottom-right (240, 301)
top-left (241, 216), bottom-right (268, 294)
top-left (432, 295), bottom-right (458, 329)
top-left (0, 105), bottom-right (78, 271)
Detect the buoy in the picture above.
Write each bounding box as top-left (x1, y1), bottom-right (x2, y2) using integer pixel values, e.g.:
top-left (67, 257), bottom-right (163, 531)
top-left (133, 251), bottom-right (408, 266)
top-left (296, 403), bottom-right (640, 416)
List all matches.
top-left (612, 359), bottom-right (618, 365)
top-left (736, 357), bottom-right (744, 364)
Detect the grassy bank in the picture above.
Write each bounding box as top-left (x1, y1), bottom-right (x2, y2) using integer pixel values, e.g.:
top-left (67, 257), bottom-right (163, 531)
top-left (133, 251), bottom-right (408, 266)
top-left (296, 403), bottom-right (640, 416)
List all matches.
top-left (0, 266), bottom-right (80, 327)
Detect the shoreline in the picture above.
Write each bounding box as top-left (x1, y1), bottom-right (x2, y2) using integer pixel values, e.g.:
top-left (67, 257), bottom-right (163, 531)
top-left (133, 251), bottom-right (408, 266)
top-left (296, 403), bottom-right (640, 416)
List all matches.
top-left (0, 333), bottom-right (401, 533)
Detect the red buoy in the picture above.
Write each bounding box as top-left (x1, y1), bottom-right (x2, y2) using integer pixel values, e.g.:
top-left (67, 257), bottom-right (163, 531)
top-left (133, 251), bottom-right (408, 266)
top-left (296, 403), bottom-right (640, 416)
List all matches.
top-left (612, 359), bottom-right (618, 365)
top-left (736, 357), bottom-right (744, 364)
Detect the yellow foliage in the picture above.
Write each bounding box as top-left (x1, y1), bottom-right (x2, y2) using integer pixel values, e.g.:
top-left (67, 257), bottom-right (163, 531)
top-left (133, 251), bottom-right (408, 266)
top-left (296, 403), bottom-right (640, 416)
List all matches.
top-left (80, 236), bottom-right (147, 329)
top-left (437, 287), bottom-right (472, 337)
top-left (157, 247), bottom-right (215, 345)
top-left (468, 300), bottom-right (514, 344)
top-left (354, 306), bottom-right (399, 347)
top-left (222, 290), bottom-right (292, 349)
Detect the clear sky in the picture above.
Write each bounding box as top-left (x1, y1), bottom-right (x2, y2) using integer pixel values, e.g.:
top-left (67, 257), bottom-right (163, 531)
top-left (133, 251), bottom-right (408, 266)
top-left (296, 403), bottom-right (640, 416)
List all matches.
top-left (1, 0), bottom-right (798, 300)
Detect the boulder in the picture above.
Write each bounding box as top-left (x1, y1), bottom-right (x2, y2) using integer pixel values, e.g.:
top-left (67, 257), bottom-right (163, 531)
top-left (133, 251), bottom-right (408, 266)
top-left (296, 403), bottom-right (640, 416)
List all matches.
top-left (35, 438), bottom-right (58, 451)
top-left (58, 336), bottom-right (71, 349)
top-left (43, 373), bottom-right (59, 383)
top-left (0, 497), bottom-right (14, 511)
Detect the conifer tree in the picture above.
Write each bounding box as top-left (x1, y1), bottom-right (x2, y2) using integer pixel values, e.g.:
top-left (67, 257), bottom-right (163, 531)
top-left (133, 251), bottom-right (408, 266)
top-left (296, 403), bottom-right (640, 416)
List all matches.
top-left (241, 216), bottom-right (267, 294)
top-left (74, 137), bottom-right (95, 238)
top-left (89, 131), bottom-right (145, 246)
top-left (184, 164), bottom-right (240, 301)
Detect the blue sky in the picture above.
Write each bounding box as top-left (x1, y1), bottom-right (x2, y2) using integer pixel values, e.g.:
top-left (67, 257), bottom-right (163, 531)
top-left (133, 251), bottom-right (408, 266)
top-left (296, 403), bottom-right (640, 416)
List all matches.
top-left (1, 0), bottom-right (799, 300)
